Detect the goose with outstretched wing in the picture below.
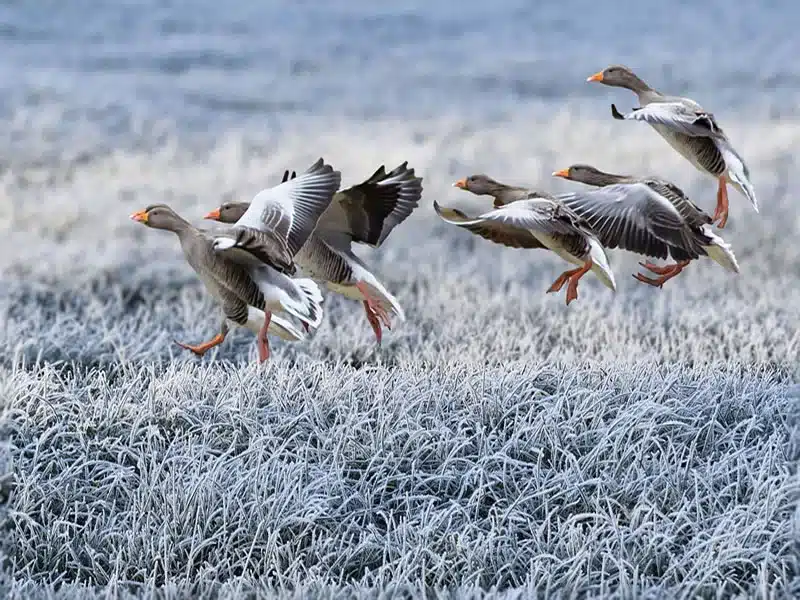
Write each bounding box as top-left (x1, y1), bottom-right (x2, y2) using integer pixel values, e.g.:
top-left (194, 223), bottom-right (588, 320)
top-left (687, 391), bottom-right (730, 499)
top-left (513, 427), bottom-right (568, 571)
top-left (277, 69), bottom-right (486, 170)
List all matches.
top-left (553, 164), bottom-right (739, 287)
top-left (129, 205), bottom-right (307, 363)
top-left (436, 174), bottom-right (616, 305)
top-left (205, 157), bottom-right (342, 356)
top-left (206, 162), bottom-right (423, 344)
top-left (587, 65), bottom-right (756, 228)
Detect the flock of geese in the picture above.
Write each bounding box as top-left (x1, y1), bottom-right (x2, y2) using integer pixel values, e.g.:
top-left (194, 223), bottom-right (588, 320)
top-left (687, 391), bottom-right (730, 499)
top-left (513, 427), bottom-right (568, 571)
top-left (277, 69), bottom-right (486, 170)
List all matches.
top-left (130, 65), bottom-right (757, 362)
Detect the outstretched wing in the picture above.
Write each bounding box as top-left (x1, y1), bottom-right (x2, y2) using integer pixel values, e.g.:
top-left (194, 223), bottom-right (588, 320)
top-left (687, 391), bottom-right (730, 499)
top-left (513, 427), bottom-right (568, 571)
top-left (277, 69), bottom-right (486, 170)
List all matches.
top-left (557, 182), bottom-right (704, 259)
top-left (433, 198), bottom-right (594, 253)
top-left (611, 102), bottom-right (723, 137)
top-left (235, 158), bottom-right (342, 256)
top-left (317, 162), bottom-right (423, 248)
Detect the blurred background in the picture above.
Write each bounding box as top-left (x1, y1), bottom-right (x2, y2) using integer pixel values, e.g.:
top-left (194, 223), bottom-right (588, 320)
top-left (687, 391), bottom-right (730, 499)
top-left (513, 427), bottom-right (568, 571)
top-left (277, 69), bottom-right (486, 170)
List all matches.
top-left (1, 0), bottom-right (799, 344)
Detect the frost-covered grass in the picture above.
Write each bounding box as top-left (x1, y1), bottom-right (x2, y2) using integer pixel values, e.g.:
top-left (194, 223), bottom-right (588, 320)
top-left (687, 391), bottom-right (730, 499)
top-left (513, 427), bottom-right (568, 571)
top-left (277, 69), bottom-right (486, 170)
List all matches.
top-left (2, 354), bottom-right (798, 598)
top-left (1, 112), bottom-right (800, 598)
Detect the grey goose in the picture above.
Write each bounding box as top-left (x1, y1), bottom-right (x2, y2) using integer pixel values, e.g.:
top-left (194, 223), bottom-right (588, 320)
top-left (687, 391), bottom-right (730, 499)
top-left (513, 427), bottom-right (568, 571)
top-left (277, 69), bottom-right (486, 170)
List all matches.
top-left (437, 174), bottom-right (616, 305)
top-left (587, 65), bottom-right (756, 228)
top-left (552, 164), bottom-right (739, 287)
top-left (206, 162), bottom-right (423, 344)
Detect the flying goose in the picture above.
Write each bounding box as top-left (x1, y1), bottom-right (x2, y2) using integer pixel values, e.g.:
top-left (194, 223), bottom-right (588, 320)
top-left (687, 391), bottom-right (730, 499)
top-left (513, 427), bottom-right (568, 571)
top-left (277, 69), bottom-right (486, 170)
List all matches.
top-left (552, 164), bottom-right (739, 286)
top-left (129, 205), bottom-right (307, 362)
top-left (453, 175), bottom-right (534, 208)
top-left (181, 157), bottom-right (340, 359)
top-left (206, 162), bottom-right (423, 344)
top-left (437, 174), bottom-right (616, 305)
top-left (587, 65), bottom-right (756, 228)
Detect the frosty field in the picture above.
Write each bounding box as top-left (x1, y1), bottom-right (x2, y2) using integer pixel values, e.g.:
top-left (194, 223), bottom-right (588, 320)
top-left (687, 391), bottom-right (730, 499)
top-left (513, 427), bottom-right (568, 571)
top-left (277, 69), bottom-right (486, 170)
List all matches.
top-left (1, 105), bottom-right (799, 599)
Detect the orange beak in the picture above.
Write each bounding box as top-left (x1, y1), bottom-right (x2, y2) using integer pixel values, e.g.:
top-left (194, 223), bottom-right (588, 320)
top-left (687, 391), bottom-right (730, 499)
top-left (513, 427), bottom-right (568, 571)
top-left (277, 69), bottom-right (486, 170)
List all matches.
top-left (129, 210), bottom-right (149, 224)
top-left (204, 208), bottom-right (221, 221)
top-left (586, 71), bottom-right (604, 82)
top-left (552, 168), bottom-right (570, 179)
top-left (453, 178), bottom-right (467, 189)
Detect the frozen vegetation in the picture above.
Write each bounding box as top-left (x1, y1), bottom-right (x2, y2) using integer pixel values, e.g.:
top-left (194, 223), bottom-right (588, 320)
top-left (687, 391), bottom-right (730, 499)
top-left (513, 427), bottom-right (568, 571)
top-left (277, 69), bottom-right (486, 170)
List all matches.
top-left (1, 110), bottom-right (799, 597)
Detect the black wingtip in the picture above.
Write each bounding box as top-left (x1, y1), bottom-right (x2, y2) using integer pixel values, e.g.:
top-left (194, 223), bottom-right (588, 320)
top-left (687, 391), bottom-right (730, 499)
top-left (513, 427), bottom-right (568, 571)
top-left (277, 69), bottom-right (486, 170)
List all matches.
top-left (365, 164), bottom-right (388, 183)
top-left (387, 161), bottom-right (410, 177)
top-left (611, 104), bottom-right (625, 120)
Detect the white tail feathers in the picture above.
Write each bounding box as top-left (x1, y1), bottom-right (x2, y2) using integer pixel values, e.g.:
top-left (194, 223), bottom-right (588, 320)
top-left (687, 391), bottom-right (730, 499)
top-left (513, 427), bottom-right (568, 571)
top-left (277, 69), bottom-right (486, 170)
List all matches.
top-left (356, 269), bottom-right (406, 321)
top-left (289, 278), bottom-right (325, 329)
top-left (587, 237), bottom-right (617, 292)
top-left (701, 226), bottom-right (740, 274)
top-left (242, 306), bottom-right (305, 342)
top-left (729, 175), bottom-right (758, 213)
top-left (719, 140), bottom-right (758, 212)
top-left (370, 281), bottom-right (406, 322)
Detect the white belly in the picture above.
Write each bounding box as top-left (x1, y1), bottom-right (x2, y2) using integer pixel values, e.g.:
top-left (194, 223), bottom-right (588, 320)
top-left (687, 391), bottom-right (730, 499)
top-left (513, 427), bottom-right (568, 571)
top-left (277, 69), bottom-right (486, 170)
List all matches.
top-left (326, 281), bottom-right (364, 301)
top-left (533, 233), bottom-right (586, 266)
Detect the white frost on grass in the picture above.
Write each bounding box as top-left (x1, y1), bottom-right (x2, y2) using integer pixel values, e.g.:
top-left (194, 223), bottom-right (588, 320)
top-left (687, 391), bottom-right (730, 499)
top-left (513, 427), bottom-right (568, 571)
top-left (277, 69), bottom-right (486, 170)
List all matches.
top-left (1, 359), bottom-right (798, 598)
top-left (1, 110), bottom-right (799, 597)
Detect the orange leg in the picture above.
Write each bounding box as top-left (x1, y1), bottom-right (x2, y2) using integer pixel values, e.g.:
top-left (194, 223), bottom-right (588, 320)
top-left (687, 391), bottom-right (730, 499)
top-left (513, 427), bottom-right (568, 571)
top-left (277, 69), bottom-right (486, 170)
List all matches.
top-left (546, 267), bottom-right (582, 294)
top-left (356, 281), bottom-right (392, 342)
top-left (363, 300), bottom-right (383, 345)
top-left (713, 176), bottom-right (729, 228)
top-left (633, 260), bottom-right (691, 288)
top-left (257, 311), bottom-right (272, 363)
top-left (174, 332), bottom-right (226, 357)
top-left (547, 262), bottom-right (592, 305)
top-left (638, 261), bottom-right (681, 275)
top-left (564, 261), bottom-right (592, 305)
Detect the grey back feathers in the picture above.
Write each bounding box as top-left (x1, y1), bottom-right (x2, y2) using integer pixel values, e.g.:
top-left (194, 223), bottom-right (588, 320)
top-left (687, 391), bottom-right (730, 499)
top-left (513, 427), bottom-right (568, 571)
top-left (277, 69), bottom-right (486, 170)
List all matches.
top-left (216, 226), bottom-right (296, 275)
top-left (178, 226), bottom-right (268, 326)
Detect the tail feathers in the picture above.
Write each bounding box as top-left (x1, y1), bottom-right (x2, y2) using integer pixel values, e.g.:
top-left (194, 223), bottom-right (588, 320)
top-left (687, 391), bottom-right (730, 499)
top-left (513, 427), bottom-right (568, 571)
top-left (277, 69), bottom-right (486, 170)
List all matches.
top-left (372, 283), bottom-right (406, 322)
top-left (719, 140), bottom-right (758, 212)
top-left (701, 226), bottom-right (740, 274)
top-left (358, 271), bottom-right (406, 321)
top-left (729, 175), bottom-right (758, 213)
top-left (587, 237), bottom-right (617, 292)
top-left (285, 277), bottom-right (325, 329)
top-left (242, 306), bottom-right (305, 342)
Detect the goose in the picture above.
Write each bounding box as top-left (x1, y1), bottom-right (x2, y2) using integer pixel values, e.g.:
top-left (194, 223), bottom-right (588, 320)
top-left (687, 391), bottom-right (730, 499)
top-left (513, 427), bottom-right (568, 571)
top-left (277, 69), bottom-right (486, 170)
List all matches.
top-left (437, 174), bottom-right (616, 305)
top-left (144, 157), bottom-right (340, 361)
top-left (587, 65), bottom-right (756, 228)
top-left (206, 162), bottom-right (423, 344)
top-left (129, 205), bottom-right (307, 362)
top-left (552, 164), bottom-right (739, 287)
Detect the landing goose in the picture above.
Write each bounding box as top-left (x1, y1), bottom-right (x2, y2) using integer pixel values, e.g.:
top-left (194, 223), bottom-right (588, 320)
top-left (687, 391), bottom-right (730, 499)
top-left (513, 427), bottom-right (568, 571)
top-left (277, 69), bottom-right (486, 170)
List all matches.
top-left (553, 164), bottom-right (739, 287)
top-left (206, 162), bottom-right (423, 344)
top-left (587, 65), bottom-right (756, 228)
top-left (195, 157), bottom-right (341, 359)
top-left (437, 174), bottom-right (616, 305)
top-left (129, 205), bottom-right (306, 362)
top-left (453, 175), bottom-right (532, 208)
